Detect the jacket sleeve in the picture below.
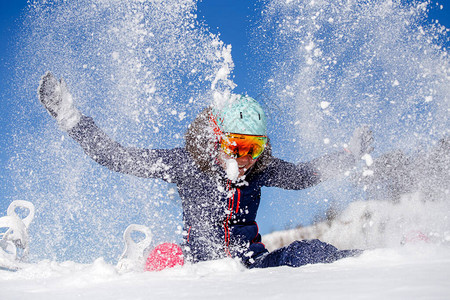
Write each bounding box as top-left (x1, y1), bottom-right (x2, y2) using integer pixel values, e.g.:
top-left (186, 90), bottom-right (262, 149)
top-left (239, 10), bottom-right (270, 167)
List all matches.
top-left (261, 157), bottom-right (322, 189)
top-left (261, 151), bottom-right (356, 190)
top-left (67, 115), bottom-right (183, 183)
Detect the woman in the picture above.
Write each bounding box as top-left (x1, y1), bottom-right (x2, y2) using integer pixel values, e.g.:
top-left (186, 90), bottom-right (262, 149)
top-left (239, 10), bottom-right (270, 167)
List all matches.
top-left (38, 72), bottom-right (373, 268)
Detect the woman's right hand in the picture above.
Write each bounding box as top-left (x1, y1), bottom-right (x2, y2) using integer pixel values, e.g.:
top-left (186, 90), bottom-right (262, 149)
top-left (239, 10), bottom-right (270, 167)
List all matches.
top-left (38, 71), bottom-right (81, 131)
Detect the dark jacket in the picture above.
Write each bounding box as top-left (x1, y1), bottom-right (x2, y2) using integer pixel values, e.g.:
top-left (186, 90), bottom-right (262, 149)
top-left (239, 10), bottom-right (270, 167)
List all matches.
top-left (68, 109), bottom-right (355, 265)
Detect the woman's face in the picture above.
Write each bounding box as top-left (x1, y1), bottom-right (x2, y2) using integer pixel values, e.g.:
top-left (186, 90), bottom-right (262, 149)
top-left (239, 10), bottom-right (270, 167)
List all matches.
top-left (217, 149), bottom-right (258, 178)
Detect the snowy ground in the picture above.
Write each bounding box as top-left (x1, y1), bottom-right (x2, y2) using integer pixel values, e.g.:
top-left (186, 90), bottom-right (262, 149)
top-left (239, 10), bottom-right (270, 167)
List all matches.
top-left (1, 243), bottom-right (449, 300)
top-left (2, 193), bottom-right (449, 299)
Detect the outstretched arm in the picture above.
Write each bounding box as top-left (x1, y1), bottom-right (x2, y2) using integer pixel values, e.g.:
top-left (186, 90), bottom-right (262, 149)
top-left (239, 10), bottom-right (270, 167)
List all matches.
top-left (261, 157), bottom-right (322, 190)
top-left (262, 127), bottom-right (374, 189)
top-left (38, 72), bottom-right (183, 182)
top-left (312, 126), bottom-right (374, 180)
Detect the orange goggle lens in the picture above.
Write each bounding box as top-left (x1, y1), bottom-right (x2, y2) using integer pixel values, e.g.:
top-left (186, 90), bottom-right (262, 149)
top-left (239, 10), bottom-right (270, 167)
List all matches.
top-left (220, 134), bottom-right (268, 159)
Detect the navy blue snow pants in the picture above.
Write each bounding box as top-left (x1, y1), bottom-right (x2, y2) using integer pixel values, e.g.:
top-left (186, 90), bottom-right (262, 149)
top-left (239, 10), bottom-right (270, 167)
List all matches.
top-left (248, 239), bottom-right (361, 269)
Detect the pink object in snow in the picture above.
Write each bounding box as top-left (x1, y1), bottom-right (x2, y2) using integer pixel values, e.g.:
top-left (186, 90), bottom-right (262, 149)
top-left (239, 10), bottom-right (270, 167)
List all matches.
top-left (401, 230), bottom-right (430, 244)
top-left (145, 243), bottom-right (184, 271)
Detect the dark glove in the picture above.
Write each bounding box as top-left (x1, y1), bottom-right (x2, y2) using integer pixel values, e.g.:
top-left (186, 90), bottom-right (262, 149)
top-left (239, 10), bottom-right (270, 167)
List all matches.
top-left (38, 71), bottom-right (81, 130)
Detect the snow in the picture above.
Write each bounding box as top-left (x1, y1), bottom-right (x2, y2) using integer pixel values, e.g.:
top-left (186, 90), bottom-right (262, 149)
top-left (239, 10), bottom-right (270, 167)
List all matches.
top-left (210, 41), bottom-right (235, 93)
top-left (1, 245), bottom-right (449, 299)
top-left (362, 153), bottom-right (373, 166)
top-left (2, 195), bottom-right (449, 299)
top-left (320, 101), bottom-right (330, 109)
top-left (225, 158), bottom-right (239, 181)
top-left (263, 193), bottom-right (449, 251)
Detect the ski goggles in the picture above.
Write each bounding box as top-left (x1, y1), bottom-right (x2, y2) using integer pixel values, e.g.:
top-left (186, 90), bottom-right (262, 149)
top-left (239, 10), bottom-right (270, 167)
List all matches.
top-left (220, 133), bottom-right (268, 159)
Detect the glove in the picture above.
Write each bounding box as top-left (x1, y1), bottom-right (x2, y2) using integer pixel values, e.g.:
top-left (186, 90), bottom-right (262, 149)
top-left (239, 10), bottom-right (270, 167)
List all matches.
top-left (38, 71), bottom-right (81, 131)
top-left (345, 126), bottom-right (374, 158)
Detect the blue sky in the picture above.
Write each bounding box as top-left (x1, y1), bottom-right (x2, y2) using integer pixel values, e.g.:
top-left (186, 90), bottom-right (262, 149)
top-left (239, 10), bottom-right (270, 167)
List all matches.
top-left (0, 0), bottom-right (30, 202)
top-left (0, 1), bottom-right (449, 261)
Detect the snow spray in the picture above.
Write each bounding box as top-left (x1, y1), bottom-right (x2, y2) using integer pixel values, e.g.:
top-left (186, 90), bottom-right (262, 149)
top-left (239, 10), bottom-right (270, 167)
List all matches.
top-left (7, 0), bottom-right (449, 262)
top-left (11, 0), bottom-right (234, 263)
top-left (253, 0), bottom-right (449, 246)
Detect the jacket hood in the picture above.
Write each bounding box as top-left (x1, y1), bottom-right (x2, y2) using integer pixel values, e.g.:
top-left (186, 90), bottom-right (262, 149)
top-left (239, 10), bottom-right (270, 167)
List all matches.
top-left (184, 106), bottom-right (272, 177)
